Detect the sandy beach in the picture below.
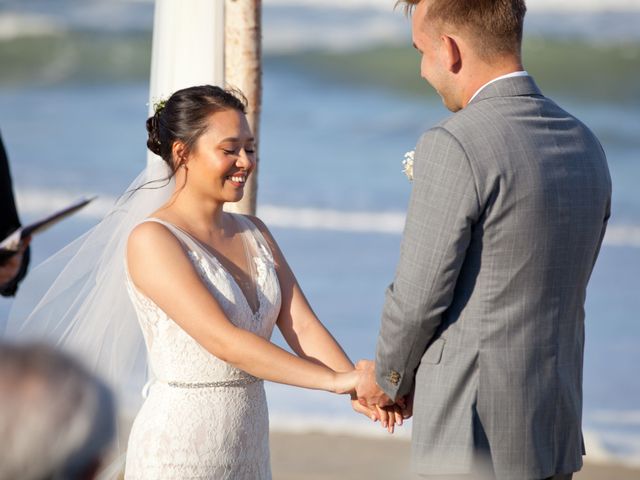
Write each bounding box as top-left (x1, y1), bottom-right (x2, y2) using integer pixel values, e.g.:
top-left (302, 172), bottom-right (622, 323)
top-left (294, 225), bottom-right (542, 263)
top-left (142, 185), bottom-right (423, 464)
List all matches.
top-left (270, 431), bottom-right (640, 480)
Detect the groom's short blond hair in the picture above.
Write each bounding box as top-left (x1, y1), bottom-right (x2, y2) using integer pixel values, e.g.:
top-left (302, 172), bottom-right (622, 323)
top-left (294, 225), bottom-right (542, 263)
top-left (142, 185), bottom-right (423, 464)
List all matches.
top-left (397, 0), bottom-right (527, 61)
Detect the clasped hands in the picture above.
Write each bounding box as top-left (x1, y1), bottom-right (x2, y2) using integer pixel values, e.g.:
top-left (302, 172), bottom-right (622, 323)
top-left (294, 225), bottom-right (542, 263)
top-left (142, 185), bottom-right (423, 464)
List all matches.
top-left (349, 359), bottom-right (413, 433)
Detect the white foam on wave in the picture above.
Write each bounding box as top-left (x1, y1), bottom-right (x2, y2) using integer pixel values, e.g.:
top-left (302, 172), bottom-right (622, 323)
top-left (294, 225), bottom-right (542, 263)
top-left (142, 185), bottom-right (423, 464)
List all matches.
top-left (15, 188), bottom-right (117, 221)
top-left (0, 13), bottom-right (66, 40)
top-left (2, 1), bottom-right (639, 49)
top-left (583, 430), bottom-right (640, 467)
top-left (122, 0), bottom-right (640, 11)
top-left (263, 3), bottom-right (640, 52)
top-left (602, 226), bottom-right (640, 248)
top-left (591, 410), bottom-right (640, 425)
top-left (584, 409), bottom-right (640, 467)
top-left (526, 0), bottom-right (640, 11)
top-left (14, 188), bottom-right (640, 248)
top-left (259, 205), bottom-right (406, 234)
top-left (263, 0), bottom-right (640, 12)
top-left (260, 205), bottom-right (640, 250)
top-left (264, 12), bottom-right (407, 53)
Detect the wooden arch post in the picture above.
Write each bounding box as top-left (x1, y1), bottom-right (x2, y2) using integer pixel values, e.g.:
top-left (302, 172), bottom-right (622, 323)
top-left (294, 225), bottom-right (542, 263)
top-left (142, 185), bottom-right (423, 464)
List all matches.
top-left (224, 0), bottom-right (262, 216)
top-left (148, 1), bottom-right (262, 216)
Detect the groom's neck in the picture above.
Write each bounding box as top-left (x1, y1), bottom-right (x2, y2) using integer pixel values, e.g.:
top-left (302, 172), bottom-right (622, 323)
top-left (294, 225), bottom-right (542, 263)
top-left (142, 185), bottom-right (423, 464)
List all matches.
top-left (459, 55), bottom-right (524, 109)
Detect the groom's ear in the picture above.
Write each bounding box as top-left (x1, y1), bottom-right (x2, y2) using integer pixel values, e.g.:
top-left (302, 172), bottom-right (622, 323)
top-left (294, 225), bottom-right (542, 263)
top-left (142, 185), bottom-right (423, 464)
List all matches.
top-left (441, 34), bottom-right (462, 74)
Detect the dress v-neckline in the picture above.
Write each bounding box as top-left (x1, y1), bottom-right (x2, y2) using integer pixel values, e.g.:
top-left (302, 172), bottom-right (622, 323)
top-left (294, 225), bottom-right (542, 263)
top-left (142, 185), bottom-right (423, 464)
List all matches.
top-left (151, 217), bottom-right (262, 317)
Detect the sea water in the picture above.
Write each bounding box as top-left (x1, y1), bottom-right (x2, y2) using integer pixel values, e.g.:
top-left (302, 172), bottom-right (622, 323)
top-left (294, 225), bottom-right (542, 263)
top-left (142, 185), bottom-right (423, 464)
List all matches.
top-left (1, 0), bottom-right (639, 468)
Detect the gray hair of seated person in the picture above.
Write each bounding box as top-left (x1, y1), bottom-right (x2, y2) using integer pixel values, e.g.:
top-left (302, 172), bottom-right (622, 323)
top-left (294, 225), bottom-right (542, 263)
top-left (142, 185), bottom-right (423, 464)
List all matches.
top-left (0, 343), bottom-right (116, 480)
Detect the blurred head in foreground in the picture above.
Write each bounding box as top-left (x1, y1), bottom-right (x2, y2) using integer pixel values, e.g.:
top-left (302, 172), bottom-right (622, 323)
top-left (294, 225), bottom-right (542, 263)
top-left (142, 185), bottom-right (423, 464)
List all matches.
top-left (0, 342), bottom-right (115, 480)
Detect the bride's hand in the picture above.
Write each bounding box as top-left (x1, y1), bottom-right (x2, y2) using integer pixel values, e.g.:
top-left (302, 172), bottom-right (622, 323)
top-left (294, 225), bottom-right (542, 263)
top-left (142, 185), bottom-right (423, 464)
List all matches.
top-left (375, 403), bottom-right (404, 434)
top-left (332, 369), bottom-right (360, 395)
top-left (333, 370), bottom-right (381, 422)
top-left (351, 394), bottom-right (380, 422)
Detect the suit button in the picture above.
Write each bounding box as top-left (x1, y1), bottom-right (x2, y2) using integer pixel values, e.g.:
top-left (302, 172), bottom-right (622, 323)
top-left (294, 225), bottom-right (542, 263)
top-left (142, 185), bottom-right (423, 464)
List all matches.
top-left (388, 371), bottom-right (401, 385)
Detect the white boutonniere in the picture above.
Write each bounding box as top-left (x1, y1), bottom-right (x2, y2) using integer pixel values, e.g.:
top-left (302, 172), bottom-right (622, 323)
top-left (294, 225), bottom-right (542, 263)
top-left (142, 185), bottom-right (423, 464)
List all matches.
top-left (402, 150), bottom-right (414, 181)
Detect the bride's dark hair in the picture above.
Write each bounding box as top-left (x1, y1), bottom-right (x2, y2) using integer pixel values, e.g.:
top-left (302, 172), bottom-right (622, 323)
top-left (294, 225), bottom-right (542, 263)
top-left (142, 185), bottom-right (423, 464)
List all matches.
top-left (146, 85), bottom-right (248, 171)
top-left (125, 85), bottom-right (248, 197)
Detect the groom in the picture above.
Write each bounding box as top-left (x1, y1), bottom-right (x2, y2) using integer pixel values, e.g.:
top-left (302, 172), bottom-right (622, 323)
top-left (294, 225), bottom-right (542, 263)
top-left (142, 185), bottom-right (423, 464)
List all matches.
top-left (355, 1), bottom-right (611, 479)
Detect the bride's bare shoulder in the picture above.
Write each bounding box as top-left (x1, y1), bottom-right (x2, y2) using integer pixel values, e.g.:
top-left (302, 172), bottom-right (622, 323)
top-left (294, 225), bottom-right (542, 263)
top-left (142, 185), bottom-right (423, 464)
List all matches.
top-left (126, 220), bottom-right (203, 303)
top-left (127, 220), bottom-right (184, 271)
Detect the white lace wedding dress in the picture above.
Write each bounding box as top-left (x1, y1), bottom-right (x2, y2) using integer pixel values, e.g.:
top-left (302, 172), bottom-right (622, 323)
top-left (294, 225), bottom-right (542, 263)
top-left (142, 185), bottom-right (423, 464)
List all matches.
top-left (123, 214), bottom-right (281, 479)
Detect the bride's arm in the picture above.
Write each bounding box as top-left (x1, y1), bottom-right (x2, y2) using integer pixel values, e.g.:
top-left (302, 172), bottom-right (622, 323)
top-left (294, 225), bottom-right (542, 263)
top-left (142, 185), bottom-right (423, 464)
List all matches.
top-left (246, 216), bottom-right (354, 372)
top-left (127, 221), bottom-right (356, 394)
top-left (246, 216), bottom-right (392, 424)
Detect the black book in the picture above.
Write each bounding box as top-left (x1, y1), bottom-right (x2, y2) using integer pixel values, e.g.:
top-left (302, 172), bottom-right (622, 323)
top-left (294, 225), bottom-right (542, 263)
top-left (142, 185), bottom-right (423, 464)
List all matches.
top-left (0, 196), bottom-right (96, 263)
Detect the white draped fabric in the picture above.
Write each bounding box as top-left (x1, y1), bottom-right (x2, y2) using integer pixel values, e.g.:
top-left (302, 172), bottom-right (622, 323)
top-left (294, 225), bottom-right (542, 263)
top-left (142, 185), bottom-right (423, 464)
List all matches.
top-left (148, 0), bottom-right (225, 163)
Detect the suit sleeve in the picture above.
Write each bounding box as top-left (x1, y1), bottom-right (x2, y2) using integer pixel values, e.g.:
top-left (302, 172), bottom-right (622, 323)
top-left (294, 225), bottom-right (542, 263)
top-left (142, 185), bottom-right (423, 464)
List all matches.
top-left (0, 131), bottom-right (30, 297)
top-left (375, 127), bottom-right (481, 399)
top-left (591, 170), bottom-right (611, 273)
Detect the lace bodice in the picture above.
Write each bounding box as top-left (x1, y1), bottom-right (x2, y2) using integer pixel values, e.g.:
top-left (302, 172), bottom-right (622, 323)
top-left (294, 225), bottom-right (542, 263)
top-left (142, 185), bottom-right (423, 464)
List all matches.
top-left (123, 214), bottom-right (281, 479)
top-left (125, 215), bottom-right (281, 386)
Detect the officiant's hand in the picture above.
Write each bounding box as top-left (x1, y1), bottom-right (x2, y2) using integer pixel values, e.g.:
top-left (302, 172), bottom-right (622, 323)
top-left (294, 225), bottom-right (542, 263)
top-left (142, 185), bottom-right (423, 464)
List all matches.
top-left (0, 238), bottom-right (29, 287)
top-left (354, 359), bottom-right (392, 408)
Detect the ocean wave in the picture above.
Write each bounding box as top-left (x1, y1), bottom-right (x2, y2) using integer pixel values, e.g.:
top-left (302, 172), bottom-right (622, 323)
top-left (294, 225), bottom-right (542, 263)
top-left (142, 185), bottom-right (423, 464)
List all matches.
top-left (15, 188), bottom-right (120, 221)
top-left (517, 0), bottom-right (640, 11)
top-left (261, 207), bottom-right (640, 249)
top-left (602, 226), bottom-right (640, 248)
top-left (263, 0), bottom-right (640, 12)
top-left (591, 410), bottom-right (640, 426)
top-left (259, 205), bottom-right (406, 234)
top-left (0, 2), bottom-right (152, 37)
top-left (0, 13), bottom-right (66, 40)
top-left (113, 0), bottom-right (640, 11)
top-left (264, 9), bottom-right (406, 53)
top-left (265, 6), bottom-right (640, 52)
top-left (2, 2), bottom-right (640, 47)
top-left (14, 188), bottom-right (640, 248)
top-left (582, 429), bottom-right (640, 467)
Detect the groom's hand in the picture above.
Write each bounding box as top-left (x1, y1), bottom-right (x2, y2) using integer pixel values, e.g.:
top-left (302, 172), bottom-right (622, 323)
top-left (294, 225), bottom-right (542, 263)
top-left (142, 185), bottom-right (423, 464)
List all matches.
top-left (399, 389), bottom-right (414, 420)
top-left (355, 360), bottom-right (392, 408)
top-left (350, 394), bottom-right (380, 422)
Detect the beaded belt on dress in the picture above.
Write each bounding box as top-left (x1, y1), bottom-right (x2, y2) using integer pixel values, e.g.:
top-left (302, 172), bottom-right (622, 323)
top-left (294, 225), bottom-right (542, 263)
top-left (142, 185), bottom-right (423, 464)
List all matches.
top-left (166, 376), bottom-right (260, 389)
top-left (143, 375), bottom-right (260, 397)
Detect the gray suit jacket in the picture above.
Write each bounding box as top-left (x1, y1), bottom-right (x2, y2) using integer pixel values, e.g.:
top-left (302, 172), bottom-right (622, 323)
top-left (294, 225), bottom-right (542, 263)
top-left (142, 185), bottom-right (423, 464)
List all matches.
top-left (375, 76), bottom-right (611, 479)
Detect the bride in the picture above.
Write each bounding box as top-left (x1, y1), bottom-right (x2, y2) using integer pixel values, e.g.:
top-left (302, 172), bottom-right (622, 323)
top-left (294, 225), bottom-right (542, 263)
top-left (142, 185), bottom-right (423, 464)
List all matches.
top-left (7, 85), bottom-right (403, 479)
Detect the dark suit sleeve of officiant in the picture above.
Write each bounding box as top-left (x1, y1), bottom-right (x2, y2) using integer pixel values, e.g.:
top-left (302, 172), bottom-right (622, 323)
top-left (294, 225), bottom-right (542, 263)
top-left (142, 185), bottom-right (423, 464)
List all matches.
top-left (375, 127), bottom-right (481, 400)
top-left (0, 131), bottom-right (30, 297)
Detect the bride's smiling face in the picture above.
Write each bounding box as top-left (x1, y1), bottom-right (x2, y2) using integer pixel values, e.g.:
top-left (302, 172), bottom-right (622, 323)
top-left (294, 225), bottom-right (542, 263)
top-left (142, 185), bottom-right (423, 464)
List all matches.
top-left (180, 108), bottom-right (256, 203)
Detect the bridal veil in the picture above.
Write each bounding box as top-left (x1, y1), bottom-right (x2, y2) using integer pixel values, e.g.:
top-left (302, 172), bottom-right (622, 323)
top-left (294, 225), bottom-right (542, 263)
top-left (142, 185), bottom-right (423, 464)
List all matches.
top-left (4, 159), bottom-right (173, 416)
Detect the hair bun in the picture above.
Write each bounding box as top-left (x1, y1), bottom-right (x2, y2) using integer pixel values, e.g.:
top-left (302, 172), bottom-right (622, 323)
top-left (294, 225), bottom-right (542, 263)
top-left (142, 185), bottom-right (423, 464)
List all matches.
top-left (146, 115), bottom-right (162, 156)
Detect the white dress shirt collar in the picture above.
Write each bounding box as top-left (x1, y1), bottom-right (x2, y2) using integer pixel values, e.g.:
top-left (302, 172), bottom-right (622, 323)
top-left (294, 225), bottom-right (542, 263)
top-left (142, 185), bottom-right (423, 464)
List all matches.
top-left (468, 70), bottom-right (529, 104)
